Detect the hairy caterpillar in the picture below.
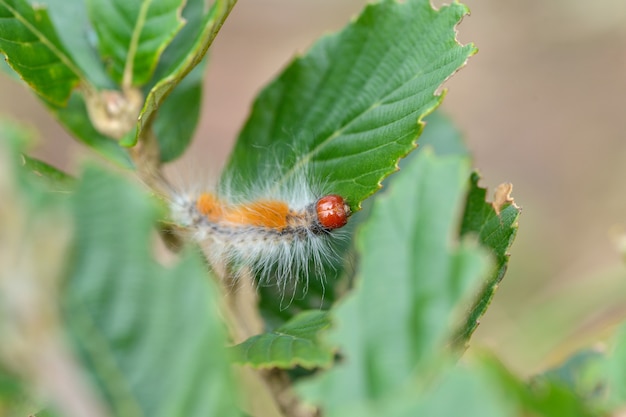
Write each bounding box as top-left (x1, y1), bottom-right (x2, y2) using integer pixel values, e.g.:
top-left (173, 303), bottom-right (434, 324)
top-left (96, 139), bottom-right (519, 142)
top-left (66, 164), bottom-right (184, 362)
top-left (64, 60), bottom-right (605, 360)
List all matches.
top-left (169, 171), bottom-right (351, 294)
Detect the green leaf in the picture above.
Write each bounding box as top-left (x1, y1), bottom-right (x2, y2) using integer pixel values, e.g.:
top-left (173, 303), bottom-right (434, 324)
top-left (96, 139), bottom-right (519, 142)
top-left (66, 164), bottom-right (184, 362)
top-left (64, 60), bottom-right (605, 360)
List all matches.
top-left (361, 354), bottom-right (593, 417)
top-left (0, 0), bottom-right (87, 105)
top-left (224, 0), bottom-right (476, 211)
top-left (480, 355), bottom-right (593, 417)
top-left (453, 172), bottom-right (520, 348)
top-left (63, 166), bottom-right (240, 417)
top-left (136, 0), bottom-right (236, 154)
top-left (311, 361), bottom-right (515, 417)
top-left (299, 149), bottom-right (489, 414)
top-left (231, 311), bottom-right (333, 369)
top-left (537, 349), bottom-right (606, 408)
top-left (49, 92), bottom-right (133, 168)
top-left (403, 361), bottom-right (515, 417)
top-left (87, 0), bottom-right (186, 87)
top-left (150, 0), bottom-right (213, 82)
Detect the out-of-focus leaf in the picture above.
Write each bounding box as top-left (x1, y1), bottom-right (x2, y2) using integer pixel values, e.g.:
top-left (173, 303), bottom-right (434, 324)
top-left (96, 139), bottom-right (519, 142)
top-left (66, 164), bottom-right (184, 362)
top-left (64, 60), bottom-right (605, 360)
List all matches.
top-left (224, 0), bottom-right (476, 212)
top-left (606, 324), bottom-right (626, 408)
top-left (299, 149), bottom-right (489, 415)
top-left (231, 311), bottom-right (333, 369)
top-left (331, 353), bottom-right (593, 417)
top-left (400, 361), bottom-right (515, 417)
top-left (481, 355), bottom-right (593, 417)
top-left (310, 361), bottom-right (514, 417)
top-left (0, 0), bottom-right (86, 105)
top-left (537, 349), bottom-right (606, 409)
top-left (0, 358), bottom-right (38, 417)
top-left (87, 0), bottom-right (186, 86)
top-left (387, 110), bottom-right (469, 191)
top-left (0, 121), bottom-right (85, 417)
top-left (418, 111), bottom-right (469, 157)
top-left (63, 166), bottom-right (241, 417)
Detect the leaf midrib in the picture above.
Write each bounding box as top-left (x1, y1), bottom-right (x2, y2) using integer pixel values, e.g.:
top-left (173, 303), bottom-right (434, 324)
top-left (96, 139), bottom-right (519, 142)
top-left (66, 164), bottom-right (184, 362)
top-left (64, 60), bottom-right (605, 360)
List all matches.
top-left (122, 0), bottom-right (153, 88)
top-left (271, 46), bottom-right (467, 195)
top-left (272, 65), bottom-right (430, 194)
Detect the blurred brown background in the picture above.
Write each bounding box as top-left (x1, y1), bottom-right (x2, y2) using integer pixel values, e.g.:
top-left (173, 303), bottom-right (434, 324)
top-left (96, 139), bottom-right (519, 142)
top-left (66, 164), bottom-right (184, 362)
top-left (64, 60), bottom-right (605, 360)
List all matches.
top-left (2, 0), bottom-right (626, 375)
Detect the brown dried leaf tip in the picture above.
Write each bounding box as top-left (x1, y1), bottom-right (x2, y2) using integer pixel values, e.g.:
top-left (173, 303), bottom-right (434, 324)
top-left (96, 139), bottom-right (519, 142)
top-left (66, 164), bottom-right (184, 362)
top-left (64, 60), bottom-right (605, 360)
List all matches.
top-left (492, 182), bottom-right (516, 215)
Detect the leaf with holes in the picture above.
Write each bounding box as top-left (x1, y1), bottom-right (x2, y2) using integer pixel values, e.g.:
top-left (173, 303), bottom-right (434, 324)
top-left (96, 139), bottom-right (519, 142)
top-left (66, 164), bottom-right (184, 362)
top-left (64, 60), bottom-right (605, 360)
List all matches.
top-left (453, 172), bottom-right (520, 348)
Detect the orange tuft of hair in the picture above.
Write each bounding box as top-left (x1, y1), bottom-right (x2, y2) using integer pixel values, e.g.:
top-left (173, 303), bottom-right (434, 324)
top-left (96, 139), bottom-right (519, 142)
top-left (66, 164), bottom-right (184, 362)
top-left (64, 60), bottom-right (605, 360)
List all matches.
top-left (196, 194), bottom-right (291, 229)
top-left (223, 200), bottom-right (290, 230)
top-left (196, 193), bottom-right (223, 222)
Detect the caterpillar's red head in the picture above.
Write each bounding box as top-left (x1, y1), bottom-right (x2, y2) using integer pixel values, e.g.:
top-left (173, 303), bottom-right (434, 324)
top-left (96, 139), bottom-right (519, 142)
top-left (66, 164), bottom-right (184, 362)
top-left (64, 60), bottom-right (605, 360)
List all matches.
top-left (315, 194), bottom-right (350, 230)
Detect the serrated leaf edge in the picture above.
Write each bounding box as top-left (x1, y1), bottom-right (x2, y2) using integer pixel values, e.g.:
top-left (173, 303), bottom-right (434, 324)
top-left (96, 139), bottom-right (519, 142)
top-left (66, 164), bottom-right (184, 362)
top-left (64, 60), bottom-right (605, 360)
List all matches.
top-left (269, 2), bottom-right (478, 210)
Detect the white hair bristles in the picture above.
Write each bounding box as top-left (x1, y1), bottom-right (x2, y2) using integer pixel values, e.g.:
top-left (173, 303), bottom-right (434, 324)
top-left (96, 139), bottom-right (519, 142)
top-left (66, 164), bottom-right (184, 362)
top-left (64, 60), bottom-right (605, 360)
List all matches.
top-left (168, 171), bottom-right (351, 297)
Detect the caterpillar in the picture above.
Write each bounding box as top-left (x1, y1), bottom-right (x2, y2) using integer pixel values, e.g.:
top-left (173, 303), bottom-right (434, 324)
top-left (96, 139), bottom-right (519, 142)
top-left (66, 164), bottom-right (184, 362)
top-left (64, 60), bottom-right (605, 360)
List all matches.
top-left (169, 171), bottom-right (351, 295)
